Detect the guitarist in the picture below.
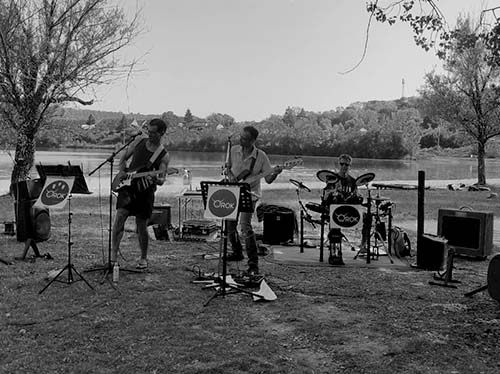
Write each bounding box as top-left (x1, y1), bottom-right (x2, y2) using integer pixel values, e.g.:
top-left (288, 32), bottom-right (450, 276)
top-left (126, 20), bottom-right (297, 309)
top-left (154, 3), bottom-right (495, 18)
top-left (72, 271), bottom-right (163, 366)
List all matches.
top-left (111, 118), bottom-right (169, 270)
top-left (226, 126), bottom-right (283, 275)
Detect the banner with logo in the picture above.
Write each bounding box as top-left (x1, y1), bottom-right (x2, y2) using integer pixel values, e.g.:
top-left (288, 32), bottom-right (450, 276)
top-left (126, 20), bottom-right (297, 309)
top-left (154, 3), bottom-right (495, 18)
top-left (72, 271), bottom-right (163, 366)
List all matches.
top-left (34, 177), bottom-right (75, 210)
top-left (204, 186), bottom-right (240, 221)
top-left (329, 204), bottom-right (364, 229)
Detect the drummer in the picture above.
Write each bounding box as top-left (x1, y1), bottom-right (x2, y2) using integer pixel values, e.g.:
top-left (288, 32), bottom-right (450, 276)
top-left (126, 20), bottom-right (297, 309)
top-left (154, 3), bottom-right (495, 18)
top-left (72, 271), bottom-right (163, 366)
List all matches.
top-left (324, 154), bottom-right (362, 204)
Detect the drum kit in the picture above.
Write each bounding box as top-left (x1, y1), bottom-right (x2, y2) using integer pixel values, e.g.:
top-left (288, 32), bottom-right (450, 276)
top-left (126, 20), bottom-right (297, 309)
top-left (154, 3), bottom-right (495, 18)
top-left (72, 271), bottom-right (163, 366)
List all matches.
top-left (290, 169), bottom-right (395, 265)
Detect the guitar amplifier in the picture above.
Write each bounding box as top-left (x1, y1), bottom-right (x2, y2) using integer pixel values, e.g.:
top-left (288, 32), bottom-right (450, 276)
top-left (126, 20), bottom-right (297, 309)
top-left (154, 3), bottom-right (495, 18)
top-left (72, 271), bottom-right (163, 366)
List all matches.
top-left (148, 204), bottom-right (172, 227)
top-left (438, 209), bottom-right (493, 259)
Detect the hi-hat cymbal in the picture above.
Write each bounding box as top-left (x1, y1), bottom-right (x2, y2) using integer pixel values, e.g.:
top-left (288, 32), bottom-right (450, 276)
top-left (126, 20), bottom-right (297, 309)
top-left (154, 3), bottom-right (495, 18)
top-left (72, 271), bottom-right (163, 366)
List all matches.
top-left (373, 196), bottom-right (389, 201)
top-left (316, 170), bottom-right (339, 184)
top-left (289, 179), bottom-right (311, 192)
top-left (355, 172), bottom-right (375, 186)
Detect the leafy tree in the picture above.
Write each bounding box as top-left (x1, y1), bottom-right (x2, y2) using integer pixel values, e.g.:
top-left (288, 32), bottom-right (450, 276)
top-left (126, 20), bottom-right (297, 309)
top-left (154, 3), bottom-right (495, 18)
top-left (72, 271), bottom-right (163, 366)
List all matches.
top-left (282, 106), bottom-right (296, 126)
top-left (0, 0), bottom-right (141, 184)
top-left (419, 18), bottom-right (500, 184)
top-left (86, 114), bottom-right (96, 127)
top-left (184, 108), bottom-right (194, 123)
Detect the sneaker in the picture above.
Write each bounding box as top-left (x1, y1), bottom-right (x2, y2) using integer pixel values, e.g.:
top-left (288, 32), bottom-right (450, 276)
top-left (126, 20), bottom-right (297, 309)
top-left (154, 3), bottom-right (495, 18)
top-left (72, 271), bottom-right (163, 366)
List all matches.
top-left (226, 253), bottom-right (244, 262)
top-left (136, 259), bottom-right (148, 269)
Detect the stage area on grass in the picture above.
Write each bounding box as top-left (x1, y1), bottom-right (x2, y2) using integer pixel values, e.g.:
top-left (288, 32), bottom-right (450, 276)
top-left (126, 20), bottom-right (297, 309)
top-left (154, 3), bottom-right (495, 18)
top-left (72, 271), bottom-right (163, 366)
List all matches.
top-left (269, 244), bottom-right (412, 271)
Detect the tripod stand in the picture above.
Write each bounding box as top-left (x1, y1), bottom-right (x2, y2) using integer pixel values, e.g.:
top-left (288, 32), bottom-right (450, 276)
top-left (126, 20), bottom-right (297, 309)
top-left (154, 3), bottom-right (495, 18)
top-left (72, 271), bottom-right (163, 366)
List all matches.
top-left (289, 179), bottom-right (314, 254)
top-left (84, 133), bottom-right (142, 283)
top-left (39, 195), bottom-right (93, 294)
top-left (370, 194), bottom-right (394, 263)
top-left (200, 181), bottom-right (264, 306)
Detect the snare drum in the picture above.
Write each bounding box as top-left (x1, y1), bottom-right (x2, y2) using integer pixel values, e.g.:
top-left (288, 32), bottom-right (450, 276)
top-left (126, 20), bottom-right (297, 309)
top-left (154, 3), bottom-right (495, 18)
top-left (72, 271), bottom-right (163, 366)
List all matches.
top-left (305, 202), bottom-right (324, 214)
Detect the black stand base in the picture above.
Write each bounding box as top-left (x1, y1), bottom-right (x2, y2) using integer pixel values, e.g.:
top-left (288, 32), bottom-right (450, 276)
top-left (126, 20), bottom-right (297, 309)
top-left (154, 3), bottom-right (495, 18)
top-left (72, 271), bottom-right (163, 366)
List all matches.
top-left (464, 285), bottom-right (488, 297)
top-left (85, 262), bottom-right (142, 285)
top-left (203, 279), bottom-right (263, 307)
top-left (429, 249), bottom-right (460, 289)
top-left (15, 238), bottom-right (42, 261)
top-left (39, 262), bottom-right (94, 294)
top-left (429, 273), bottom-right (460, 289)
top-left (328, 255), bottom-right (345, 266)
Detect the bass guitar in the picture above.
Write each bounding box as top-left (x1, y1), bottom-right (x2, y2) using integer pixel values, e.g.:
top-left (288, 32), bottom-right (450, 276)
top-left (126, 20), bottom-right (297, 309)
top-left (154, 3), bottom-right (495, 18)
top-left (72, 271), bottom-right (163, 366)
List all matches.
top-left (112, 167), bottom-right (179, 192)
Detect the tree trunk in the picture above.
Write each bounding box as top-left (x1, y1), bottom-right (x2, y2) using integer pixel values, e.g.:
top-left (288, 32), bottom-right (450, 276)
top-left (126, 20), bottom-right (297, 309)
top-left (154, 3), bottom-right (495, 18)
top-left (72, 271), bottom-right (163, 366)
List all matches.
top-left (10, 125), bottom-right (36, 189)
top-left (477, 141), bottom-right (486, 186)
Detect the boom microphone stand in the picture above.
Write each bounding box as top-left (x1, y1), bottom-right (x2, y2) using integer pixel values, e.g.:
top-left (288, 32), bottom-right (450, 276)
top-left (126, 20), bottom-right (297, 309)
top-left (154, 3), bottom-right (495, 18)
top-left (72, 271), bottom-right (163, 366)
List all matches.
top-left (85, 132), bottom-right (143, 282)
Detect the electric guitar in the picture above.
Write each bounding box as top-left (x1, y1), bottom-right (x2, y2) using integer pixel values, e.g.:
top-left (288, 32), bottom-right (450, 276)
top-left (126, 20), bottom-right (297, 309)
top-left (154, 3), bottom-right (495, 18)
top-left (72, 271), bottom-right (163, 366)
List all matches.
top-left (237, 157), bottom-right (303, 186)
top-left (112, 167), bottom-right (179, 192)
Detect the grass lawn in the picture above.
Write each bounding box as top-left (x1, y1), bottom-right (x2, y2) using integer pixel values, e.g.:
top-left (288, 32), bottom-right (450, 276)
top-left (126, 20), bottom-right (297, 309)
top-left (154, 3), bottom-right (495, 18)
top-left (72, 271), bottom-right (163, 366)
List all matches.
top-left (1, 185), bottom-right (500, 374)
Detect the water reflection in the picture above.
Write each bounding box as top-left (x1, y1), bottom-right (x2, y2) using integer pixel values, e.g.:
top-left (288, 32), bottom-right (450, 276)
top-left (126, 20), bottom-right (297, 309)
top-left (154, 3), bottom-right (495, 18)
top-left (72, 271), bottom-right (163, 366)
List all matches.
top-left (0, 150), bottom-right (498, 195)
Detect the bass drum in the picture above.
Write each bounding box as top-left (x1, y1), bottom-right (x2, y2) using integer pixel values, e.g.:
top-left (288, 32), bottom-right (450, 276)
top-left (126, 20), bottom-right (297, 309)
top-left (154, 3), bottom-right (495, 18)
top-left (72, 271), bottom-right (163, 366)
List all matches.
top-left (487, 254), bottom-right (500, 302)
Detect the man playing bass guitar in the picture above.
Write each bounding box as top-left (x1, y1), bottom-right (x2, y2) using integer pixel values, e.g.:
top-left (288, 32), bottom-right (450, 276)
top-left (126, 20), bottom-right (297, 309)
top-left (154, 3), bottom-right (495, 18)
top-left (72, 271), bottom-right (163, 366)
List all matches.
top-left (225, 125), bottom-right (283, 275)
top-left (111, 118), bottom-right (169, 270)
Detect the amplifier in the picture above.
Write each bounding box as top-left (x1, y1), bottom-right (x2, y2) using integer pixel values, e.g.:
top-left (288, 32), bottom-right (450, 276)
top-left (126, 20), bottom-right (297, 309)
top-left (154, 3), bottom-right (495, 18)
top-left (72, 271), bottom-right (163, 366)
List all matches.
top-left (437, 208), bottom-right (493, 259)
top-left (148, 204), bottom-right (172, 227)
top-left (263, 211), bottom-right (295, 245)
top-left (417, 234), bottom-right (448, 271)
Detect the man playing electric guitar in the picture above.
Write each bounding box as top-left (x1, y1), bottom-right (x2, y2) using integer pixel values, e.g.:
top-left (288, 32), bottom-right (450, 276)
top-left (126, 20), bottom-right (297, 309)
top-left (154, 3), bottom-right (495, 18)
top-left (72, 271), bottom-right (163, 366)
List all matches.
top-left (225, 125), bottom-right (283, 275)
top-left (111, 118), bottom-right (169, 270)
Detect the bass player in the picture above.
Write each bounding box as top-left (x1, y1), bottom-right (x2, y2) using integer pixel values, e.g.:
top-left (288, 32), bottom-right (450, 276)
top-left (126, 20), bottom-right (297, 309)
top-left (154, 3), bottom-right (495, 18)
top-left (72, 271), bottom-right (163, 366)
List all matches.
top-left (111, 118), bottom-right (169, 270)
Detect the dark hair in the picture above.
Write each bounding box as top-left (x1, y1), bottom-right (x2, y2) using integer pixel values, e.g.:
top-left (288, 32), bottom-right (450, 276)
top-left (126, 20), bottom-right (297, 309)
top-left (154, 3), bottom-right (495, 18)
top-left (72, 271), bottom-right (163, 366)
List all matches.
top-left (149, 118), bottom-right (167, 135)
top-left (338, 154), bottom-right (352, 164)
top-left (243, 125), bottom-right (259, 140)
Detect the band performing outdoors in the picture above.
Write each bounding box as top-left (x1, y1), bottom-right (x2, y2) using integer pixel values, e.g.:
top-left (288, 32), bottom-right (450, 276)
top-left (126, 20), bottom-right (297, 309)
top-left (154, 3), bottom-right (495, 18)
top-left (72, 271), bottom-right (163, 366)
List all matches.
top-left (5, 118), bottom-right (414, 301)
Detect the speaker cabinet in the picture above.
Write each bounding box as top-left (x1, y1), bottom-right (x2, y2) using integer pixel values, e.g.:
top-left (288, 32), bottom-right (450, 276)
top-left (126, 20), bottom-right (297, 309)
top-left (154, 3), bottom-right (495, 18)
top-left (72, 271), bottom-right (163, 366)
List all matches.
top-left (10, 179), bottom-right (44, 201)
top-left (15, 199), bottom-right (51, 242)
top-left (263, 211), bottom-right (295, 244)
top-left (148, 204), bottom-right (171, 227)
top-left (438, 209), bottom-right (493, 259)
top-left (417, 234), bottom-right (448, 271)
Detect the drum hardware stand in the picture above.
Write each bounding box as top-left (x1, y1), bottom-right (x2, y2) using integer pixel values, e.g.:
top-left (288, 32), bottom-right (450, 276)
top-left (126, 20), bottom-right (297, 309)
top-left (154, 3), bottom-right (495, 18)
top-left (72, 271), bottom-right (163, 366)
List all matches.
top-left (353, 188), bottom-right (372, 264)
top-left (200, 181), bottom-right (264, 306)
top-left (370, 195), bottom-right (394, 264)
top-left (429, 247), bottom-right (460, 288)
top-left (84, 133), bottom-right (143, 283)
top-left (39, 195), bottom-right (94, 294)
top-left (328, 228), bottom-right (345, 266)
top-left (289, 179), bottom-right (315, 253)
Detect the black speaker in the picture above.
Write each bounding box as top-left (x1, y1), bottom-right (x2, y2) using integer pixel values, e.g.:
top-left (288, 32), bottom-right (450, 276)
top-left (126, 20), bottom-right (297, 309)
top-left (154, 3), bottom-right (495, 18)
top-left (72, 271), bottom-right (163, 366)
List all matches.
top-left (10, 179), bottom-right (44, 201)
top-left (263, 211), bottom-right (295, 244)
top-left (14, 199), bottom-right (51, 242)
top-left (148, 204), bottom-right (172, 227)
top-left (417, 234), bottom-right (448, 271)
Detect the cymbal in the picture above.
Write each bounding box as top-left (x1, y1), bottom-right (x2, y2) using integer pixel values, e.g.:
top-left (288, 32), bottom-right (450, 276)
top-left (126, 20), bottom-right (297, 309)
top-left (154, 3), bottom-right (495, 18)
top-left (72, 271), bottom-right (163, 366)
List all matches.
top-left (355, 172), bottom-right (375, 186)
top-left (373, 196), bottom-right (389, 201)
top-left (316, 170), bottom-right (339, 184)
top-left (289, 178), bottom-right (311, 192)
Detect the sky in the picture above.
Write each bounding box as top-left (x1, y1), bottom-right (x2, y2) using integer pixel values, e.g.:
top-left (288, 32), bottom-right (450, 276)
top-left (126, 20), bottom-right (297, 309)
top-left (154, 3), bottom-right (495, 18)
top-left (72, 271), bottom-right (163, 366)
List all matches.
top-left (88, 0), bottom-right (495, 121)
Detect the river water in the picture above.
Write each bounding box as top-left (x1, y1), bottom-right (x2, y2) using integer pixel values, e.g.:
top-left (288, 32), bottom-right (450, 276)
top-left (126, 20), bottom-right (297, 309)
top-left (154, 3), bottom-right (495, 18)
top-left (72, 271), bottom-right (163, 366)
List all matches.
top-left (1, 149), bottom-right (499, 196)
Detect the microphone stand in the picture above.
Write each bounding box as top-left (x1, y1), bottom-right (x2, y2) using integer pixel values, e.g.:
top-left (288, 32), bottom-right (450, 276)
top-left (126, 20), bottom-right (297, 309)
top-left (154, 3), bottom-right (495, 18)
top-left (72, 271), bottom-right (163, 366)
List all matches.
top-left (85, 131), bottom-right (143, 282)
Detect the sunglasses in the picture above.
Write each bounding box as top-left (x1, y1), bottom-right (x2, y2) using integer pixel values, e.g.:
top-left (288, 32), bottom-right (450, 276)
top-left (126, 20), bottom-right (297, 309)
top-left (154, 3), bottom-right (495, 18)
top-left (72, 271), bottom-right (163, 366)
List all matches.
top-left (340, 163), bottom-right (350, 166)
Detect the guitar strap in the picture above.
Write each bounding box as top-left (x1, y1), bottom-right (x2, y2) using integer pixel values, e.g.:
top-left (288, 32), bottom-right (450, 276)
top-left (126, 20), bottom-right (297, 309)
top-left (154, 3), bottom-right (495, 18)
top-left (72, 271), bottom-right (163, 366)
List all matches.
top-left (136, 144), bottom-right (167, 191)
top-left (248, 150), bottom-right (258, 174)
top-left (146, 144), bottom-right (167, 169)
